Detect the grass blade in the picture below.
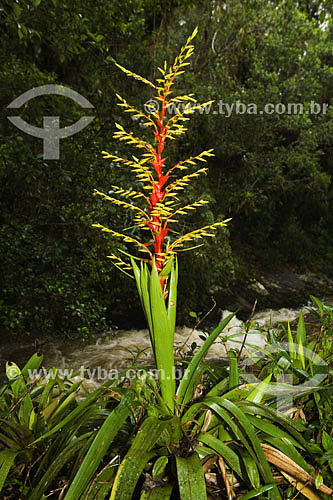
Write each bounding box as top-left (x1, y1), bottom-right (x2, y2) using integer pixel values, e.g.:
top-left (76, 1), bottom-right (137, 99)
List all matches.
top-left (239, 449), bottom-right (260, 489)
top-left (287, 322), bottom-right (296, 361)
top-left (140, 263), bottom-right (154, 346)
top-left (217, 399), bottom-right (281, 500)
top-left (28, 433), bottom-right (93, 500)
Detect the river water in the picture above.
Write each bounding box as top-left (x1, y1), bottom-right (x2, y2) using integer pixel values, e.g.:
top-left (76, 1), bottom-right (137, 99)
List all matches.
top-left (1, 304), bottom-right (317, 383)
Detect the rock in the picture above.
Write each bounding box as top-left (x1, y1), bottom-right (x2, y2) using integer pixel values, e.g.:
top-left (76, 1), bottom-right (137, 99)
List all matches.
top-left (212, 270), bottom-right (333, 322)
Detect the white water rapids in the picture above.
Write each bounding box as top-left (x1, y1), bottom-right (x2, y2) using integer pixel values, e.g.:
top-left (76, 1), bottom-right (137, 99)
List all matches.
top-left (45, 306), bottom-right (308, 377)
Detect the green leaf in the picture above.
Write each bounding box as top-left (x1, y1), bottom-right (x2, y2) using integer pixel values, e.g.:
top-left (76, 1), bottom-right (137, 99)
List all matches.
top-left (110, 416), bottom-right (169, 500)
top-left (197, 432), bottom-right (243, 477)
top-left (298, 337), bottom-right (306, 370)
top-left (48, 386), bottom-right (80, 424)
top-left (140, 263), bottom-right (154, 345)
top-left (63, 392), bottom-right (135, 500)
top-left (85, 462), bottom-right (117, 500)
top-left (216, 399), bottom-right (281, 499)
top-left (140, 483), bottom-right (174, 499)
top-left (152, 456), bottom-right (168, 479)
top-left (0, 449), bottom-right (18, 492)
top-left (296, 312), bottom-right (306, 346)
top-left (245, 415), bottom-right (304, 449)
top-left (205, 377), bottom-right (229, 398)
top-left (150, 261), bottom-right (175, 412)
top-left (177, 313), bottom-right (234, 406)
top-left (160, 254), bottom-right (174, 276)
top-left (287, 322), bottom-right (296, 361)
top-left (21, 352), bottom-right (44, 378)
top-left (228, 351), bottom-right (239, 389)
top-left (131, 257), bottom-right (142, 299)
top-left (33, 380), bottom-right (114, 444)
top-left (30, 433), bottom-right (93, 500)
top-left (238, 484), bottom-right (275, 500)
top-left (322, 431), bottom-right (333, 451)
top-left (239, 402), bottom-right (308, 446)
top-left (12, 3), bottom-right (21, 18)
top-left (239, 449), bottom-right (260, 489)
top-left (246, 375), bottom-right (272, 404)
top-left (5, 361), bottom-right (33, 426)
top-left (167, 258), bottom-right (178, 336)
top-left (310, 296), bottom-right (324, 316)
top-left (176, 452), bottom-right (207, 500)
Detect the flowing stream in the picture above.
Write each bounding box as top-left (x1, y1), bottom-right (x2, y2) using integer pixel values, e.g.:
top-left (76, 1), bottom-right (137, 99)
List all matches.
top-left (1, 304), bottom-right (316, 384)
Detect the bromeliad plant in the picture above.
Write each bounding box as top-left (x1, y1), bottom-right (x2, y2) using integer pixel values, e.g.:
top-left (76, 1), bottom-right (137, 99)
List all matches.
top-left (87, 29), bottom-right (332, 500)
top-left (93, 27), bottom-right (230, 414)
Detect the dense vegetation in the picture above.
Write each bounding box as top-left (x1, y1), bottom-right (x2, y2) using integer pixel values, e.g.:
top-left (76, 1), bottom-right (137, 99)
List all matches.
top-left (0, 4), bottom-right (332, 499)
top-left (0, 0), bottom-right (332, 335)
top-left (1, 298), bottom-right (332, 498)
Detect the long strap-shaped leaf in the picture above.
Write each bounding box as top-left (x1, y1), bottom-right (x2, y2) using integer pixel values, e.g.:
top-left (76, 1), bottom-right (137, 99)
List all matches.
top-left (238, 484), bottom-right (275, 500)
top-left (141, 263), bottom-right (154, 344)
top-left (175, 452), bottom-right (207, 500)
top-left (110, 416), bottom-right (169, 500)
top-left (85, 463), bottom-right (117, 500)
top-left (64, 392), bottom-right (135, 500)
top-left (177, 313), bottom-right (234, 406)
top-left (0, 449), bottom-right (18, 493)
top-left (197, 432), bottom-right (243, 478)
top-left (33, 380), bottom-right (115, 444)
top-left (28, 432), bottom-right (93, 500)
top-left (217, 399), bottom-right (281, 500)
top-left (167, 257), bottom-right (178, 335)
top-left (139, 482), bottom-right (174, 499)
top-left (150, 262), bottom-right (175, 412)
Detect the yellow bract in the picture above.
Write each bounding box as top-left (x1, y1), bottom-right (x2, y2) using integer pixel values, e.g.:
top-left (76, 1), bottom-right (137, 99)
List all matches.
top-left (93, 27), bottom-right (230, 276)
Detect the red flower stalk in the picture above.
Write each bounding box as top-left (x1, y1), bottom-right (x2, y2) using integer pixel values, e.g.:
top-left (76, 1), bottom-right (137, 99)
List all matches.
top-left (93, 27), bottom-right (230, 294)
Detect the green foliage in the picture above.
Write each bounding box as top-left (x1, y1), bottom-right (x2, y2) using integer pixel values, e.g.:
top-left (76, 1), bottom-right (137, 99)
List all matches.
top-left (1, 304), bottom-right (333, 498)
top-left (102, 311), bottom-right (332, 499)
top-left (0, 354), bottom-right (136, 498)
top-left (0, 0), bottom-right (332, 338)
